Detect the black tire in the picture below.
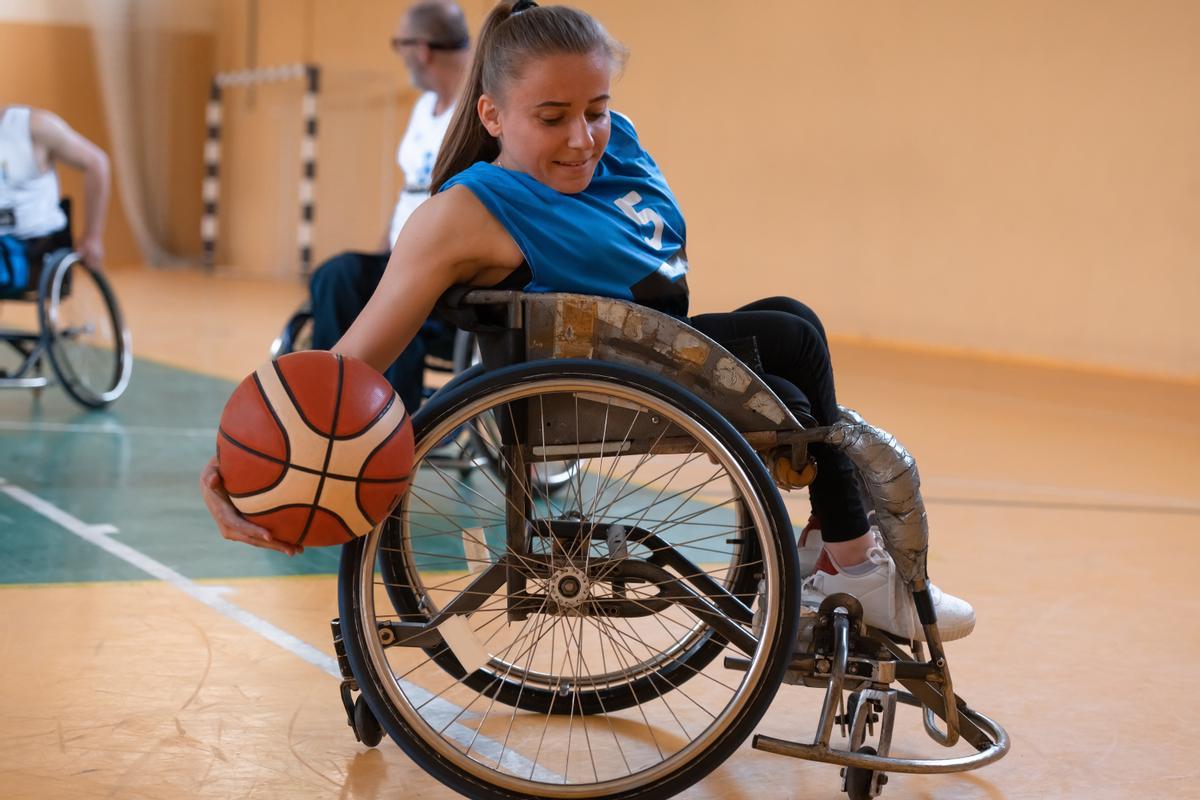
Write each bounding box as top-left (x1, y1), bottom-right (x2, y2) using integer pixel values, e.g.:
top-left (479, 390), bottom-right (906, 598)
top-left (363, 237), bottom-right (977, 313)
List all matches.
top-left (338, 359), bottom-right (800, 800)
top-left (38, 253), bottom-right (131, 408)
top-left (845, 745), bottom-right (878, 800)
top-left (353, 695), bottom-right (385, 748)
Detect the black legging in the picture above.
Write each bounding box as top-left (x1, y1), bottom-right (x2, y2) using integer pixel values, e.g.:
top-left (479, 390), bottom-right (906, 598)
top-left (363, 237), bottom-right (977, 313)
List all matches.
top-left (690, 297), bottom-right (869, 542)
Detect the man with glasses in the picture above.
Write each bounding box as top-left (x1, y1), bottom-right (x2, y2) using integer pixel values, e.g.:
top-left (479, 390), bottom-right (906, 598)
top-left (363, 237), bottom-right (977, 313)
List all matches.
top-left (309, 0), bottom-right (470, 412)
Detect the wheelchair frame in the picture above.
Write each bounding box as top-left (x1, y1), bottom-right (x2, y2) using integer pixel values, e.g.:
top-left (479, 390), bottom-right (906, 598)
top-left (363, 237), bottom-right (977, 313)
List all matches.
top-left (0, 248), bottom-right (132, 408)
top-left (332, 289), bottom-right (1008, 800)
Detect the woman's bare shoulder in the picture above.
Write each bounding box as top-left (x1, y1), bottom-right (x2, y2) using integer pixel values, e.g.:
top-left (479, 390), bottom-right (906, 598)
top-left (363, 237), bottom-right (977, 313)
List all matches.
top-left (415, 185), bottom-right (497, 232)
top-left (402, 185), bottom-right (524, 278)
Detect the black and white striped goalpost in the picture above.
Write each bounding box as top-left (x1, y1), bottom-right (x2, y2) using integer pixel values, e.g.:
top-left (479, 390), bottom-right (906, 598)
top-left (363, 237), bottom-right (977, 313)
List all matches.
top-left (202, 63), bottom-right (321, 275)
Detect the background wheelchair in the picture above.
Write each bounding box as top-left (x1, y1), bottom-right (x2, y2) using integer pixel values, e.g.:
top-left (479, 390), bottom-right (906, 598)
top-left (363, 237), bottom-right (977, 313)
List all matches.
top-left (271, 299), bottom-right (475, 374)
top-left (0, 201), bottom-right (132, 408)
top-left (328, 290), bottom-right (1009, 799)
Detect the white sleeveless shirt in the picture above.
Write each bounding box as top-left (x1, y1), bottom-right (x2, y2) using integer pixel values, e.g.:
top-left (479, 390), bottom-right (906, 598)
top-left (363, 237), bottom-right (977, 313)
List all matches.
top-left (387, 92), bottom-right (455, 248)
top-left (0, 107), bottom-right (68, 238)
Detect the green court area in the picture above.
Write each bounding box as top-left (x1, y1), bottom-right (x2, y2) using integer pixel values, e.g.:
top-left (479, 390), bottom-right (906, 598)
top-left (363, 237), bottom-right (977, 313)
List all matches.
top-left (0, 357), bottom-right (343, 584)
top-left (0, 356), bottom-right (771, 587)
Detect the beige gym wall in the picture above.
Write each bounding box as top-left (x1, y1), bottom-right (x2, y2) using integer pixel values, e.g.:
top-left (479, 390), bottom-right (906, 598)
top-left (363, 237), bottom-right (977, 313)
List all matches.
top-left (213, 0), bottom-right (419, 280)
top-left (217, 1), bottom-right (1199, 380)
top-left (0, 1), bottom-right (214, 267)
top-left (583, 0), bottom-right (1200, 381)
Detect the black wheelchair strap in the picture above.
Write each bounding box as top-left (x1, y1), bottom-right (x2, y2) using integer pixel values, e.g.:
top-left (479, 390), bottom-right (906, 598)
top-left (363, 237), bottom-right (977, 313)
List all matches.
top-left (435, 264), bottom-right (532, 333)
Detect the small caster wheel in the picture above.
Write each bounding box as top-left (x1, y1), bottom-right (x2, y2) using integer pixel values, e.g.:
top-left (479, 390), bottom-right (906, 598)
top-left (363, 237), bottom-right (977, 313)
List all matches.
top-left (838, 691), bottom-right (861, 727)
top-left (845, 745), bottom-right (881, 800)
top-left (353, 695), bottom-right (384, 748)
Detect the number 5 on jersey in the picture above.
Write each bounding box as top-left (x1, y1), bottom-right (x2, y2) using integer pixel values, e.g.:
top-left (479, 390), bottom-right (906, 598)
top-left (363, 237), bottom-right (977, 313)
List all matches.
top-left (615, 191), bottom-right (664, 250)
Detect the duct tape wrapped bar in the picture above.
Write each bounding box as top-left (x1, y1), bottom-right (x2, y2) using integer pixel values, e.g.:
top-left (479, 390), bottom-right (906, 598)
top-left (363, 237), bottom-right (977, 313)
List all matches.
top-left (825, 406), bottom-right (930, 585)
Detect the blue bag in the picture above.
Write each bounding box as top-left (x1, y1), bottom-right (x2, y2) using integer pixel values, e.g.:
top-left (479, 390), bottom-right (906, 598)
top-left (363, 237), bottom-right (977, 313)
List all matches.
top-left (0, 234), bottom-right (30, 293)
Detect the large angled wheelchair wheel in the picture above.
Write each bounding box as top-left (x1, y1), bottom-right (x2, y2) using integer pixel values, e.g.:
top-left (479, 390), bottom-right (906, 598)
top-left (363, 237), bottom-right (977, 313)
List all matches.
top-left (338, 359), bottom-right (800, 799)
top-left (38, 253), bottom-right (131, 408)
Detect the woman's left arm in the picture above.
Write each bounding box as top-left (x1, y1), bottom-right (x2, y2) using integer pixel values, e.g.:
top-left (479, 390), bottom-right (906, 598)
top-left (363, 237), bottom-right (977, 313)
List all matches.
top-left (332, 184), bottom-right (523, 371)
top-left (199, 185), bottom-right (521, 555)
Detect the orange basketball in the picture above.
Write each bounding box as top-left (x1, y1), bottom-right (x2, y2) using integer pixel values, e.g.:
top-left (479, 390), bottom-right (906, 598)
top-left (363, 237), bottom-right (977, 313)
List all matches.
top-left (216, 351), bottom-right (414, 547)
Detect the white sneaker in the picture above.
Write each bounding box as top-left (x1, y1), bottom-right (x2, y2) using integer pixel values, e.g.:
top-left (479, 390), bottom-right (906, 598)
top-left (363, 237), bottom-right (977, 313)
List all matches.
top-left (800, 543), bottom-right (975, 642)
top-left (796, 515), bottom-right (824, 578)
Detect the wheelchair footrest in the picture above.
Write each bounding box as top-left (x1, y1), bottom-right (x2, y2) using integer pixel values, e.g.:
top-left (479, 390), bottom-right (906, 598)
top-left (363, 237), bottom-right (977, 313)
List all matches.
top-left (752, 702), bottom-right (1010, 775)
top-left (749, 604), bottom-right (1010, 781)
top-left (0, 375), bottom-right (49, 389)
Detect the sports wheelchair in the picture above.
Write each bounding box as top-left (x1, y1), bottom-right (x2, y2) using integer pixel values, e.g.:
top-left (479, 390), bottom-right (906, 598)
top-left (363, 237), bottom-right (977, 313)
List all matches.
top-left (330, 290), bottom-right (1009, 800)
top-left (0, 203), bottom-right (132, 408)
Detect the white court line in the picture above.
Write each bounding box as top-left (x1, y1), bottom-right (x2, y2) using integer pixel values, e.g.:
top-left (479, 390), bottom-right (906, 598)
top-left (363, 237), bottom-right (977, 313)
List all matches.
top-left (0, 478), bottom-right (558, 782)
top-left (0, 420), bottom-right (215, 438)
top-left (0, 479), bottom-right (339, 675)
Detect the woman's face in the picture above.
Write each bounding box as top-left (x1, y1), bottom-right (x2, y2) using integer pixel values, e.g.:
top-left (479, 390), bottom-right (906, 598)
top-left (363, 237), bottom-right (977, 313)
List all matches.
top-left (479, 50), bottom-right (613, 194)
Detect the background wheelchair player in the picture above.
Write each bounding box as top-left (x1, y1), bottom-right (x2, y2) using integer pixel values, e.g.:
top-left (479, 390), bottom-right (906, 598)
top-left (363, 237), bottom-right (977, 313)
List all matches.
top-left (0, 104), bottom-right (131, 407)
top-left (273, 0), bottom-right (574, 493)
top-left (202, 3), bottom-right (997, 797)
top-left (277, 1), bottom-right (471, 414)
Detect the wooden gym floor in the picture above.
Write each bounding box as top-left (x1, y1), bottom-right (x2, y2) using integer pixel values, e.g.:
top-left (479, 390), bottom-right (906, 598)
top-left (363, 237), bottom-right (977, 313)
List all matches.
top-left (1, 267), bottom-right (1197, 799)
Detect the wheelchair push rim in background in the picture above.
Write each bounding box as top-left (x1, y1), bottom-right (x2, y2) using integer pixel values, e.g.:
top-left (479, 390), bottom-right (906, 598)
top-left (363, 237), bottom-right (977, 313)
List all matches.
top-left (344, 361), bottom-right (800, 799)
top-left (39, 253), bottom-right (132, 407)
top-left (270, 307), bottom-right (312, 358)
top-left (450, 331), bottom-right (582, 495)
top-left (465, 397), bottom-right (581, 496)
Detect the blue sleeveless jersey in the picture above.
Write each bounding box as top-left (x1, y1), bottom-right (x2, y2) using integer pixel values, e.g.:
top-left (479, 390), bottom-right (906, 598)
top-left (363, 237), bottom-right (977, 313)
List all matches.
top-left (440, 112), bottom-right (689, 317)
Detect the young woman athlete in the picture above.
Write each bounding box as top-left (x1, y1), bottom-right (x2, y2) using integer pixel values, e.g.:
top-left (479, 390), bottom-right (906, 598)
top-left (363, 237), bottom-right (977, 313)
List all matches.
top-left (201, 0), bottom-right (974, 643)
